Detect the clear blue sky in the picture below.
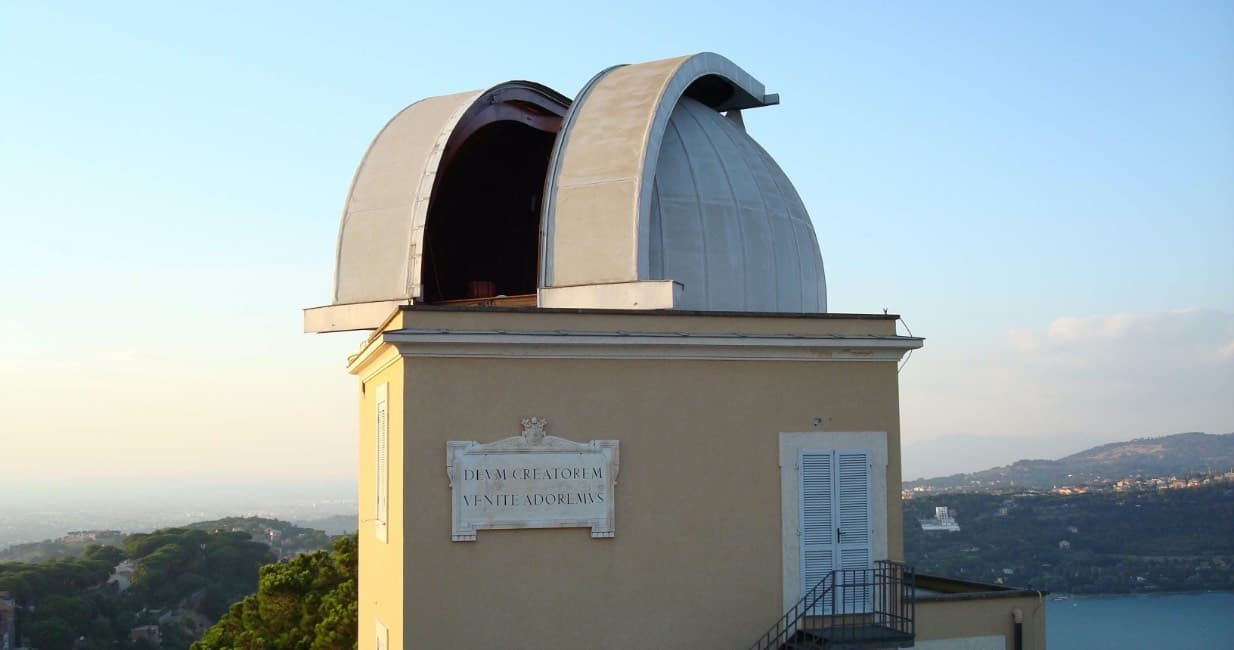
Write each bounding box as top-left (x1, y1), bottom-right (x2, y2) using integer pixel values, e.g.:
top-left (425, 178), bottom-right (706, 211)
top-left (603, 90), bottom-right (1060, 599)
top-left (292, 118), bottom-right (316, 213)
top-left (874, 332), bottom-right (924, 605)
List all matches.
top-left (2, 1), bottom-right (1231, 481)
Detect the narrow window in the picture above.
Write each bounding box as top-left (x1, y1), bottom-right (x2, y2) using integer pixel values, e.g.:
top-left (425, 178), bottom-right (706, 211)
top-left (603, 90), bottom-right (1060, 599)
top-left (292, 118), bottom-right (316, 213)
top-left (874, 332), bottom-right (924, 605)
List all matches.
top-left (375, 383), bottom-right (389, 542)
top-left (375, 619), bottom-right (389, 650)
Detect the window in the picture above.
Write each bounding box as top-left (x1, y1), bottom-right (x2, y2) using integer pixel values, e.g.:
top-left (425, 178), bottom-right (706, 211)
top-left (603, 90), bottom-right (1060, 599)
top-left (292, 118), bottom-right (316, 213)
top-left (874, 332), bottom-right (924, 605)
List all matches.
top-left (375, 383), bottom-right (389, 542)
top-left (375, 619), bottom-right (388, 650)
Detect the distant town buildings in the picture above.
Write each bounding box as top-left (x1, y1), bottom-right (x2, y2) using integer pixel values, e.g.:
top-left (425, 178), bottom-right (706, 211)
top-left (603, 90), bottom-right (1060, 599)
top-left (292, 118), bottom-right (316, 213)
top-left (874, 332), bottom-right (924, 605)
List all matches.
top-left (0, 591), bottom-right (15, 650)
top-left (129, 624), bottom-right (161, 645)
top-left (109, 559), bottom-right (136, 592)
top-left (1112, 471), bottom-right (1234, 492)
top-left (61, 530), bottom-right (122, 544)
top-left (919, 506), bottom-right (961, 532)
top-left (905, 469), bottom-right (1234, 497)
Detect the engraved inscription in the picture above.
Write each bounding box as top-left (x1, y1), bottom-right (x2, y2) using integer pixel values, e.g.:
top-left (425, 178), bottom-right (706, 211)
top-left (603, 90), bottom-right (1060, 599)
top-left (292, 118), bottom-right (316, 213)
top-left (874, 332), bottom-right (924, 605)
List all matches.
top-left (447, 418), bottom-right (619, 541)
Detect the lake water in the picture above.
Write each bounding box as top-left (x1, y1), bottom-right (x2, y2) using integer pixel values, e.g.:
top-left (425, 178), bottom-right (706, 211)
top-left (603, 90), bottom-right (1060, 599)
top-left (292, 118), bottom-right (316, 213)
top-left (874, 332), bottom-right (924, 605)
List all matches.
top-left (1048, 592), bottom-right (1234, 649)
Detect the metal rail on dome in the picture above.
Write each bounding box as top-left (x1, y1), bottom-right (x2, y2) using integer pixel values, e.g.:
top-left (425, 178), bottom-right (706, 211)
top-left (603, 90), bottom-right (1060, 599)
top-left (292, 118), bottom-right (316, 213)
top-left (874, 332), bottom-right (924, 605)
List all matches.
top-left (751, 561), bottom-right (915, 650)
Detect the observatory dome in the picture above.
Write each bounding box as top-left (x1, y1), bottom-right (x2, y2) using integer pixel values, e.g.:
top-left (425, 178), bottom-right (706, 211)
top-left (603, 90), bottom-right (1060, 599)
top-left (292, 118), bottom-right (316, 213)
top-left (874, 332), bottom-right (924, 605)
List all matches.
top-left (643, 96), bottom-right (824, 312)
top-left (306, 53), bottom-right (826, 332)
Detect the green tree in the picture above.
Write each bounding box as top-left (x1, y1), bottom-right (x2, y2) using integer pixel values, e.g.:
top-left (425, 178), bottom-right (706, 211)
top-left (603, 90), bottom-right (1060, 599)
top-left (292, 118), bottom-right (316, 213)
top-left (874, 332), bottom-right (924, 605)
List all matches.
top-left (82, 544), bottom-right (126, 566)
top-left (192, 535), bottom-right (357, 650)
top-left (123, 528), bottom-right (272, 612)
top-left (37, 594), bottom-right (92, 634)
top-left (27, 617), bottom-right (75, 650)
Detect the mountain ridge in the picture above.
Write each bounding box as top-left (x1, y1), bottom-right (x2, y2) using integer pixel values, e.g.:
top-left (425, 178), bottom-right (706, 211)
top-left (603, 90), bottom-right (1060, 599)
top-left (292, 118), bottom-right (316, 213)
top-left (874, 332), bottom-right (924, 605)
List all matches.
top-left (905, 431), bottom-right (1234, 492)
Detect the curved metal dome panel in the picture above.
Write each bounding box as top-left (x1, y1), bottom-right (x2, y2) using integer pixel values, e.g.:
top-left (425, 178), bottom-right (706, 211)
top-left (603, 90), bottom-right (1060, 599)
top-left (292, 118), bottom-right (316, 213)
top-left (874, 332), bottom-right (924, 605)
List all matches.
top-left (540, 52), bottom-right (826, 313)
top-left (308, 53), bottom-right (828, 332)
top-left (649, 97), bottom-right (825, 312)
top-left (332, 82), bottom-right (569, 307)
top-left (334, 90), bottom-right (482, 305)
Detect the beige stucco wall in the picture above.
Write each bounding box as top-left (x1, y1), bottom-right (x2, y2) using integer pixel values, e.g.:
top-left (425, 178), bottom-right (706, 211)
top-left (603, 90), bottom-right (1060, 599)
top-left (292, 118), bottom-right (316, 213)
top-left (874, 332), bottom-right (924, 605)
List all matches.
top-left (347, 308), bottom-right (909, 648)
top-left (355, 345), bottom-right (405, 650)
top-left (916, 595), bottom-right (1047, 650)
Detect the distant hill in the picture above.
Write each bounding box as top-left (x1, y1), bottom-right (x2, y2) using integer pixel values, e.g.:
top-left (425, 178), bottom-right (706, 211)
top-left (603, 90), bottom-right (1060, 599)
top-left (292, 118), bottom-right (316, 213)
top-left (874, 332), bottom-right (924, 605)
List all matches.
top-left (902, 431), bottom-right (1113, 480)
top-left (293, 513), bottom-right (358, 536)
top-left (0, 529), bottom-right (126, 562)
top-left (0, 517), bottom-right (337, 564)
top-left (185, 516), bottom-right (333, 558)
top-left (906, 432), bottom-right (1234, 492)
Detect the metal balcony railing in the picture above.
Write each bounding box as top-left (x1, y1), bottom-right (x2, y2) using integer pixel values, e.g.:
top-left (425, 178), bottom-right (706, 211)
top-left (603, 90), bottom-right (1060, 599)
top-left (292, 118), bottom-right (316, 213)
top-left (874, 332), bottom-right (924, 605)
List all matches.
top-left (751, 561), bottom-right (915, 650)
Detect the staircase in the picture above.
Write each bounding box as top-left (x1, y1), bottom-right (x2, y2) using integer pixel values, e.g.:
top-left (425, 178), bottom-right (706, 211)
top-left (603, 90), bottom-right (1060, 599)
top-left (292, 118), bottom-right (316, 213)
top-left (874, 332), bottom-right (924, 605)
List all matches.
top-left (751, 561), bottom-right (915, 650)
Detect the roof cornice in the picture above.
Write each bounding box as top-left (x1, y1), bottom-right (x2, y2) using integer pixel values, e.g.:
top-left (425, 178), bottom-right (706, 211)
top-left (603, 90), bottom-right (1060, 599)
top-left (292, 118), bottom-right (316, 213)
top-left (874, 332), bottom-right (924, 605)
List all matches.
top-left (379, 328), bottom-right (922, 362)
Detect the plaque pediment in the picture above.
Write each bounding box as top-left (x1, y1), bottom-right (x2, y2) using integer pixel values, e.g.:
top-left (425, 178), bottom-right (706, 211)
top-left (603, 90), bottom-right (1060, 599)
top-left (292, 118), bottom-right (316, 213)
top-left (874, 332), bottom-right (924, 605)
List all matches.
top-left (455, 417), bottom-right (609, 454)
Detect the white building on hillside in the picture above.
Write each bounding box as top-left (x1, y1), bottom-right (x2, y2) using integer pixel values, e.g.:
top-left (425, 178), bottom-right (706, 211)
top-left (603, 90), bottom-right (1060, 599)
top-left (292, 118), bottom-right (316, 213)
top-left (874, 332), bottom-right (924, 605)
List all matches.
top-left (920, 506), bottom-right (961, 532)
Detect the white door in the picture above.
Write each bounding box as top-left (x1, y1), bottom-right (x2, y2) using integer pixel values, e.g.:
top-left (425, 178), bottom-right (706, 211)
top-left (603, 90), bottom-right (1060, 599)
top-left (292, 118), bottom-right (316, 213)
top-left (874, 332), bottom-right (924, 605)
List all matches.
top-left (800, 449), bottom-right (873, 613)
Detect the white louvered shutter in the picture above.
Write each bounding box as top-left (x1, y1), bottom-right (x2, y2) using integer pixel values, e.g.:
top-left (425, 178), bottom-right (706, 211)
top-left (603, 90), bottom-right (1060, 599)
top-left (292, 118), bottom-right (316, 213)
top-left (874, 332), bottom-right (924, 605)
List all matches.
top-left (836, 450), bottom-right (873, 612)
top-left (375, 383), bottom-right (389, 542)
top-left (800, 450), bottom-right (835, 611)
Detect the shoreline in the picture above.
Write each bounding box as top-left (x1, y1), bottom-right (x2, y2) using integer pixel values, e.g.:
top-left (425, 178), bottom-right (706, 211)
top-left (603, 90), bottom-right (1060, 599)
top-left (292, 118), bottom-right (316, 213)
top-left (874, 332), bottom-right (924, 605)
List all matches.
top-left (1048, 589), bottom-right (1234, 600)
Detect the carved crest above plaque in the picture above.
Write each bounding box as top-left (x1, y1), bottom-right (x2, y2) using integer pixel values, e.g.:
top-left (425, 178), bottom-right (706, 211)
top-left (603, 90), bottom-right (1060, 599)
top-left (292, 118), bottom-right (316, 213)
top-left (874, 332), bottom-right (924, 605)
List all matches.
top-left (446, 418), bottom-right (619, 541)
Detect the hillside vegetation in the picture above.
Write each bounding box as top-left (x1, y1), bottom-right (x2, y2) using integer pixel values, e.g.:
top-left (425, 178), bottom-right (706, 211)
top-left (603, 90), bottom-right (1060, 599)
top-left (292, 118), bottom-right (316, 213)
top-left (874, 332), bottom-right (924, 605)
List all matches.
top-left (0, 518), bottom-right (338, 649)
top-left (0, 531), bottom-right (126, 563)
top-left (192, 535), bottom-right (357, 650)
top-left (0, 529), bottom-right (270, 649)
top-left (184, 517), bottom-right (332, 558)
top-left (905, 483), bottom-right (1234, 593)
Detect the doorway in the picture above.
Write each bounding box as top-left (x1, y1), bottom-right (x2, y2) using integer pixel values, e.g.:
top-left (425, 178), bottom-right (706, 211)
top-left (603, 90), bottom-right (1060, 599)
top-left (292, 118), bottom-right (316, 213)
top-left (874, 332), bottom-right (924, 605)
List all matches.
top-left (800, 449), bottom-right (874, 613)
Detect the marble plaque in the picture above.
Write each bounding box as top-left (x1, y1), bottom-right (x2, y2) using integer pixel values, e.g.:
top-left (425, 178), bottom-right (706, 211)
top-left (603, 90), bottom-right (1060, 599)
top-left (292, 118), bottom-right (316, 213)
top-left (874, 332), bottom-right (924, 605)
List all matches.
top-left (446, 418), bottom-right (619, 541)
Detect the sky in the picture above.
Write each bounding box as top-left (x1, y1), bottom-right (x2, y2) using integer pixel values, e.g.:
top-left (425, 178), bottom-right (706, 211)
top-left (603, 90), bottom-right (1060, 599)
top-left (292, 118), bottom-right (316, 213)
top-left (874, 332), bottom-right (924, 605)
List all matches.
top-left (1, 1), bottom-right (1231, 487)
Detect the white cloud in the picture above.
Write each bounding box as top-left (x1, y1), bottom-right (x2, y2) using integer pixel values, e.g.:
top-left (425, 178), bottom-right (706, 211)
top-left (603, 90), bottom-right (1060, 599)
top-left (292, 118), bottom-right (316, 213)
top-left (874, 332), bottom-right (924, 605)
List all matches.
top-left (901, 308), bottom-right (1234, 451)
top-left (1008, 308), bottom-right (1234, 367)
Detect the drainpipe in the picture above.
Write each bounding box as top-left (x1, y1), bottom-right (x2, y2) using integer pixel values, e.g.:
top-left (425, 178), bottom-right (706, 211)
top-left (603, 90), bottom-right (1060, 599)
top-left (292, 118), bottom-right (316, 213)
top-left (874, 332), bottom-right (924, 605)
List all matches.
top-left (1011, 608), bottom-right (1024, 650)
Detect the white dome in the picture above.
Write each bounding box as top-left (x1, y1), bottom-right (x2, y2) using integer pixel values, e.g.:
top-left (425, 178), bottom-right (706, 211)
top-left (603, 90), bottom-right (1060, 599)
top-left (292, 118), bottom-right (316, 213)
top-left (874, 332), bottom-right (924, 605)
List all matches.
top-left (540, 52), bottom-right (827, 314)
top-left (647, 97), bottom-right (826, 312)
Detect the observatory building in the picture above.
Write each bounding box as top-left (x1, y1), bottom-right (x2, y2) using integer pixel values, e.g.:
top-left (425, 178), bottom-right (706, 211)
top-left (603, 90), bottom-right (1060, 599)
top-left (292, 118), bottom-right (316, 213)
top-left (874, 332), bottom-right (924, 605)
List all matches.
top-left (306, 53), bottom-right (1045, 649)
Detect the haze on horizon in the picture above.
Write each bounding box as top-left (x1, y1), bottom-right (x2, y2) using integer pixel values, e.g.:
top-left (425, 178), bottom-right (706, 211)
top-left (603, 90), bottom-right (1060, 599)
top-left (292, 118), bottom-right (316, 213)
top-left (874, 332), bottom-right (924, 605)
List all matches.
top-left (1, 2), bottom-right (1231, 494)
